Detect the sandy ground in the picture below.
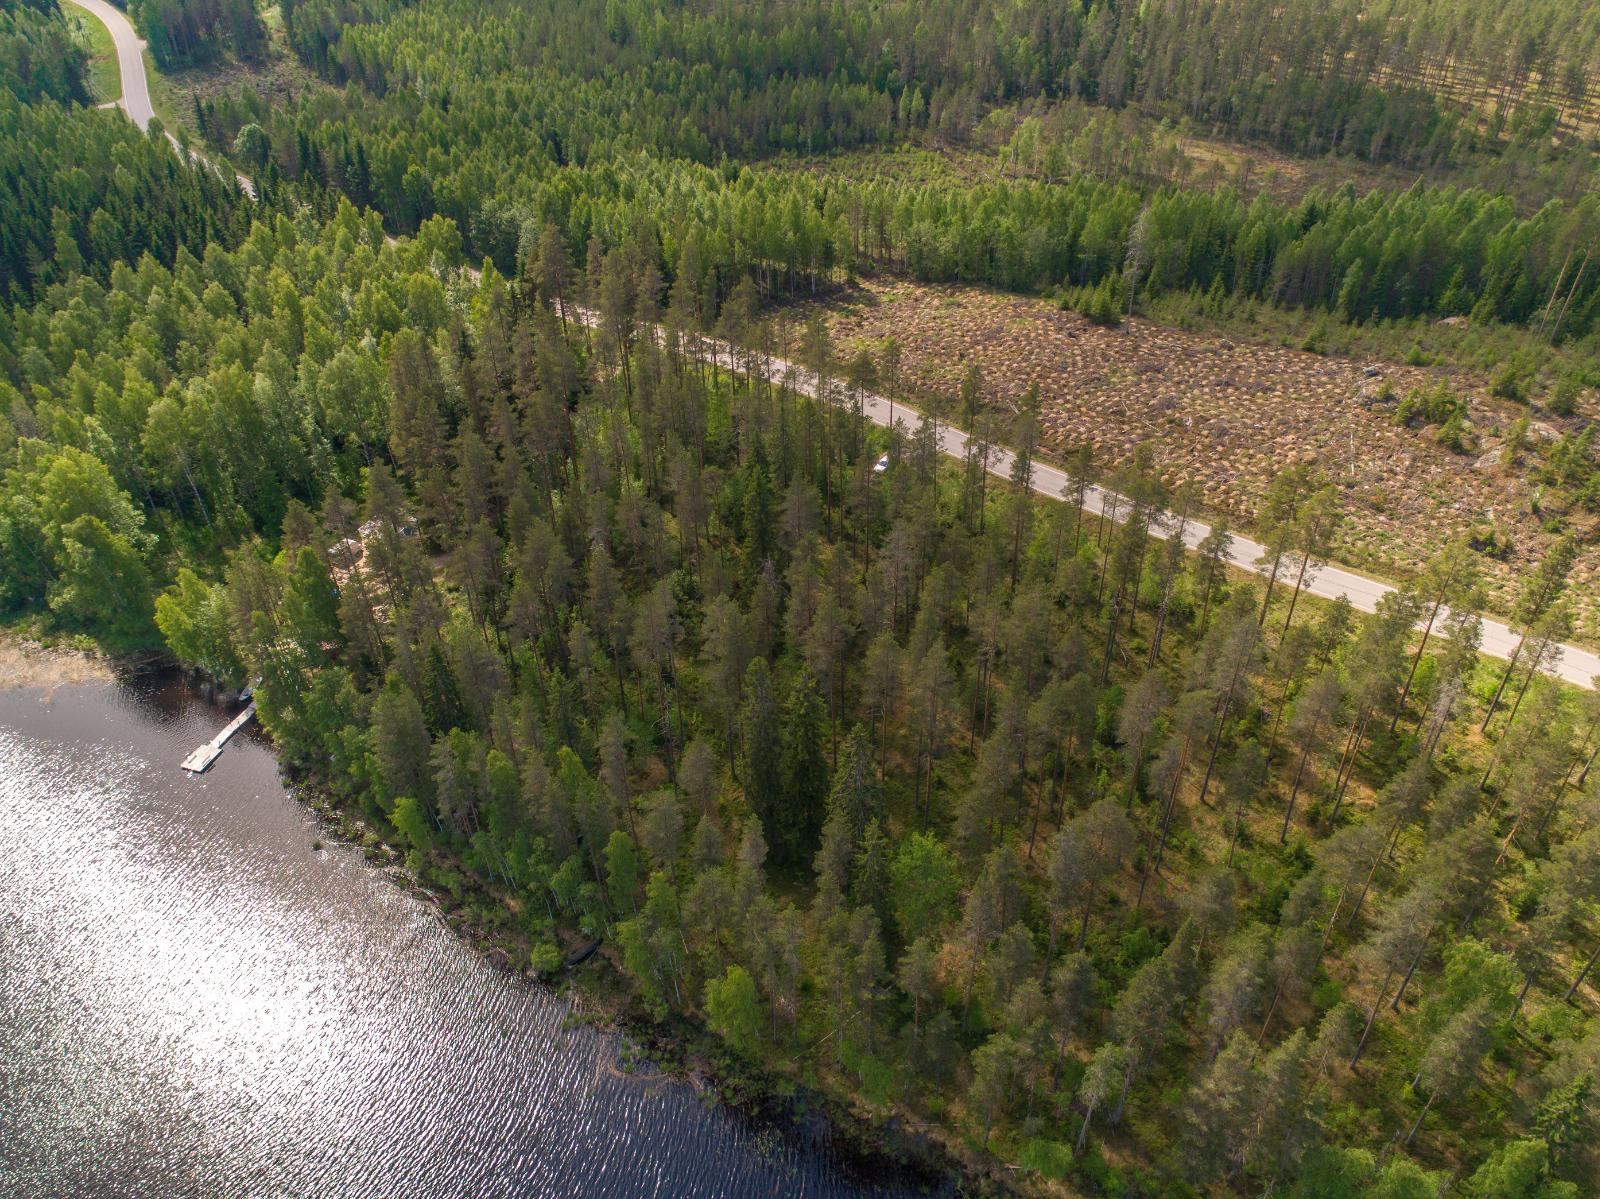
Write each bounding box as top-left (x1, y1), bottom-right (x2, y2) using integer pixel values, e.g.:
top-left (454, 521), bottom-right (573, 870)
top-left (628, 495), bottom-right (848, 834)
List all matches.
top-left (0, 637), bottom-right (115, 693)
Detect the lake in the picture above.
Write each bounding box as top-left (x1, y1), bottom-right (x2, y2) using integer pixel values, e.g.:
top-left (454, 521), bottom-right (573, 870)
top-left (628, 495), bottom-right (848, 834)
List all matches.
top-left (0, 674), bottom-right (924, 1198)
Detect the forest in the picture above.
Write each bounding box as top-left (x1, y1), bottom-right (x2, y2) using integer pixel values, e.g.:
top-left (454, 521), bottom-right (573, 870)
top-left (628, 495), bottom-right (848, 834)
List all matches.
top-left (273, 0), bottom-right (1600, 169)
top-left (171, 0), bottom-right (1600, 347)
top-left (5, 0), bottom-right (1600, 1195)
top-left (8, 188), bottom-right (1600, 1194)
top-left (132, 0), bottom-right (266, 67)
top-left (0, 0), bottom-right (88, 105)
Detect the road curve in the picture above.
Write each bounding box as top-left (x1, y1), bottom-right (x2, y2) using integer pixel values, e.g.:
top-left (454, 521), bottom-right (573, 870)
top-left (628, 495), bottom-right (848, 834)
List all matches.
top-left (66, 0), bottom-right (256, 197)
top-left (575, 309), bottom-right (1596, 690)
top-left (67, 0), bottom-right (157, 127)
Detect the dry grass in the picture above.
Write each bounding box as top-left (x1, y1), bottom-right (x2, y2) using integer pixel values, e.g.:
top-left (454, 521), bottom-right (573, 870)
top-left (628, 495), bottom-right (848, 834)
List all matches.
top-left (1170, 132), bottom-right (1424, 205)
top-left (765, 131), bottom-right (1430, 209)
top-left (807, 277), bottom-right (1600, 641)
top-left (148, 8), bottom-right (334, 138)
top-left (0, 635), bottom-right (113, 692)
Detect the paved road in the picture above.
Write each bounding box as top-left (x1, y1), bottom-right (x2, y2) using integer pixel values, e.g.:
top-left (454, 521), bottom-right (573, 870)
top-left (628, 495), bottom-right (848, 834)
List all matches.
top-left (69, 0), bottom-right (156, 126)
top-left (615, 316), bottom-right (1596, 690)
top-left (66, 0), bottom-right (256, 197)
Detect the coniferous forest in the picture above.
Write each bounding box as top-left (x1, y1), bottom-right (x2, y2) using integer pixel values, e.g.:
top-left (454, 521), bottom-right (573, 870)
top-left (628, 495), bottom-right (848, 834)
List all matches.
top-left (5, 0), bottom-right (1600, 1194)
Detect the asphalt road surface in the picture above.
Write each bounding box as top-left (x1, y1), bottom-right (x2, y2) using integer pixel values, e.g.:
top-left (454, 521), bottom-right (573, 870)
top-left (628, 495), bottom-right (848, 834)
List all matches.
top-left (66, 0), bottom-right (256, 196)
top-left (69, 0), bottom-right (156, 126)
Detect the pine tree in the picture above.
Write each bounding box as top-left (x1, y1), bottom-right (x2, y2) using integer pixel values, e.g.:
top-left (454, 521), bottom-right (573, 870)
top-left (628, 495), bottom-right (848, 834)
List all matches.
top-left (776, 671), bottom-right (829, 865)
top-left (740, 658), bottom-right (783, 846)
top-left (1075, 1043), bottom-right (1127, 1154)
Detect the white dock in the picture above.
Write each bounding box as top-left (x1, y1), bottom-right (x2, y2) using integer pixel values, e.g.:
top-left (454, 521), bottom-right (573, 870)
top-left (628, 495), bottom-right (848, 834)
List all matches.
top-left (181, 702), bottom-right (257, 773)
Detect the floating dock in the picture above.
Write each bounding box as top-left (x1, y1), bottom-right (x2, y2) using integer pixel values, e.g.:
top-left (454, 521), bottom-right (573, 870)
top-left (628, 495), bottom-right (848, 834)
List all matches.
top-left (180, 702), bottom-right (257, 773)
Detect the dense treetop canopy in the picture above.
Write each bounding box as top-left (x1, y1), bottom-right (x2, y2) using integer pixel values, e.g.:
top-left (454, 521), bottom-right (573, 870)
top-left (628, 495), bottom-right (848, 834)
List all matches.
top-left (176, 0), bottom-right (1600, 342)
top-left (4, 2), bottom-right (1600, 1195)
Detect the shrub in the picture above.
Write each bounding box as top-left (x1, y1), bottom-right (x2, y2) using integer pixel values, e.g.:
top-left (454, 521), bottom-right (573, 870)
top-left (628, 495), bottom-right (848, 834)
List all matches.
top-left (704, 965), bottom-right (763, 1058)
top-left (1469, 522), bottom-right (1513, 559)
top-left (1547, 375), bottom-right (1581, 417)
top-left (529, 939), bottom-right (563, 976)
top-left (1017, 1137), bottom-right (1075, 1180)
top-left (1311, 976), bottom-right (1344, 1011)
top-left (1082, 275), bottom-right (1124, 326)
top-left (1491, 365), bottom-right (1526, 402)
top-left (1396, 382), bottom-right (1464, 430)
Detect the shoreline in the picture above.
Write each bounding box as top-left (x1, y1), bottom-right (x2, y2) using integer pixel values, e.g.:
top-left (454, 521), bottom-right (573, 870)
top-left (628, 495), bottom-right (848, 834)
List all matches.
top-left (278, 754), bottom-right (988, 1198)
top-left (0, 634), bottom-right (118, 694)
top-left (0, 670), bottom-right (966, 1195)
top-left (4, 666), bottom-right (972, 1193)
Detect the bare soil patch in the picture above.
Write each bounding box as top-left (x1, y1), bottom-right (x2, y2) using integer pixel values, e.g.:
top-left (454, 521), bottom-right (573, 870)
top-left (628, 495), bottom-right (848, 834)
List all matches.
top-left (813, 277), bottom-right (1600, 640)
top-left (0, 636), bottom-right (114, 693)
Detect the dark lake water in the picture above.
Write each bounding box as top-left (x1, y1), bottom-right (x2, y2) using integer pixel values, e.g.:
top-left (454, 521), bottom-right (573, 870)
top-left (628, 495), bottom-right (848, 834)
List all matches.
top-left (0, 674), bottom-right (922, 1199)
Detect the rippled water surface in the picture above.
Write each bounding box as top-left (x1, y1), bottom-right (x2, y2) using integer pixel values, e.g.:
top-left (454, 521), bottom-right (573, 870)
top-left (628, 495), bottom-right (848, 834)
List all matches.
top-left (0, 676), bottom-right (918, 1199)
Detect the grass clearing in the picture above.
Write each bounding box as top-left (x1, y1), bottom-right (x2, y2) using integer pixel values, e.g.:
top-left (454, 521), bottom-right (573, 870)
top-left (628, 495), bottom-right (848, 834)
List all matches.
top-left (765, 122), bottom-right (1487, 210)
top-left (67, 7), bottom-right (119, 104)
top-left (146, 11), bottom-right (335, 141)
